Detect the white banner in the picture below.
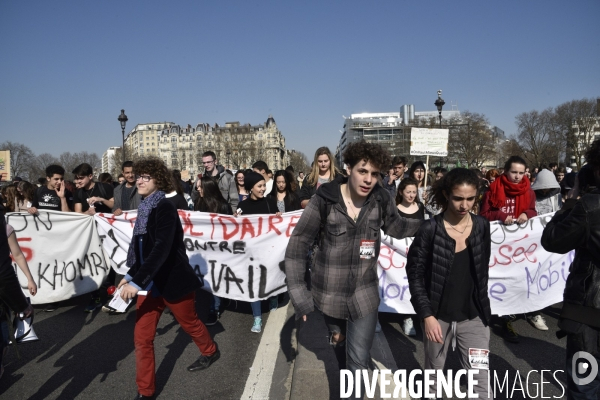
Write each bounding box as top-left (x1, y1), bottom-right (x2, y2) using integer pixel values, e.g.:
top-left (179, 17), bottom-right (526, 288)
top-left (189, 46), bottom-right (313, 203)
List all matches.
top-left (5, 211), bottom-right (108, 305)
top-left (377, 213), bottom-right (572, 315)
top-left (94, 210), bottom-right (296, 302)
top-left (5, 210), bottom-right (570, 313)
top-left (410, 127), bottom-right (449, 156)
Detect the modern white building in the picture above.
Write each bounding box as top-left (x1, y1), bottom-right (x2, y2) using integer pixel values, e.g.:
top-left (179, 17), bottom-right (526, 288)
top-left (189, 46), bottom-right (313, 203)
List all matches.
top-left (335, 105), bottom-right (461, 165)
top-left (102, 146), bottom-right (121, 174)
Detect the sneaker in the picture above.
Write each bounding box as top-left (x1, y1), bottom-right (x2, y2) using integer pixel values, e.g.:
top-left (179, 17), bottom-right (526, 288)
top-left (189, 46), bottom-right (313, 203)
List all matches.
top-left (205, 311), bottom-right (219, 326)
top-left (269, 297), bottom-right (278, 311)
top-left (528, 314), bottom-right (548, 331)
top-left (43, 304), bottom-right (58, 312)
top-left (375, 319), bottom-right (382, 333)
top-left (251, 317), bottom-right (262, 333)
top-left (503, 320), bottom-right (520, 343)
top-left (84, 297), bottom-right (102, 313)
top-left (187, 343), bottom-right (220, 372)
top-left (403, 317), bottom-right (416, 336)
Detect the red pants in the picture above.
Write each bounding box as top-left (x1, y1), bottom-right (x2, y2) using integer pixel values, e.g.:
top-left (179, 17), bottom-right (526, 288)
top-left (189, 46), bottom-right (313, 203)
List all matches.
top-left (134, 291), bottom-right (216, 396)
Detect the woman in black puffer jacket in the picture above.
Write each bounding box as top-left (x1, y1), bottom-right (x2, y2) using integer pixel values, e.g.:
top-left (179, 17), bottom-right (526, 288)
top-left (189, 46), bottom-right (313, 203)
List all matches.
top-left (406, 168), bottom-right (492, 399)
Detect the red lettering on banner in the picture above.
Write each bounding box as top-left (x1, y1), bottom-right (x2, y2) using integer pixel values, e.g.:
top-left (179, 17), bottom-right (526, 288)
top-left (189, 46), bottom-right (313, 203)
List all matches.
top-left (489, 242), bottom-right (538, 267)
top-left (178, 210), bottom-right (204, 237)
top-left (377, 245), bottom-right (406, 270)
top-left (268, 215), bottom-right (283, 235)
top-left (257, 217), bottom-right (263, 236)
top-left (209, 213), bottom-right (217, 240)
top-left (286, 215), bottom-right (301, 237)
top-left (218, 215), bottom-right (239, 240)
top-left (14, 237), bottom-right (33, 262)
top-left (241, 218), bottom-right (256, 239)
top-left (99, 213), bottom-right (117, 226)
top-left (123, 212), bottom-right (137, 228)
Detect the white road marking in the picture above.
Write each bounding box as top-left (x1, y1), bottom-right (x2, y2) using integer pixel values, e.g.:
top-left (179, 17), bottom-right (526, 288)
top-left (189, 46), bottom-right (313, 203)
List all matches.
top-left (241, 303), bottom-right (289, 399)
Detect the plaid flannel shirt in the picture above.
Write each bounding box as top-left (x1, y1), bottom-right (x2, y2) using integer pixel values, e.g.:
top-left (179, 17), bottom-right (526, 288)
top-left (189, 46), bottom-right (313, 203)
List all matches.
top-left (284, 182), bottom-right (422, 320)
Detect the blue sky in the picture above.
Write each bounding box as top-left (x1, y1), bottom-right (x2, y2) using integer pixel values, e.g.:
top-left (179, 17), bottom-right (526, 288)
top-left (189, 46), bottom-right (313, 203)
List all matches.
top-left (1, 1), bottom-right (598, 161)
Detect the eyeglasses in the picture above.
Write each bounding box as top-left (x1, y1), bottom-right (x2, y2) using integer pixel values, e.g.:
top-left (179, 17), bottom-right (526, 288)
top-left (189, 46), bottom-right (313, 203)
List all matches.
top-left (135, 175), bottom-right (152, 182)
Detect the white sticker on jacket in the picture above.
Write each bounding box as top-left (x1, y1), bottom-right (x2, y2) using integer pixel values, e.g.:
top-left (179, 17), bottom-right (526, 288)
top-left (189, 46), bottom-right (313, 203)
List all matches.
top-left (359, 240), bottom-right (376, 259)
top-left (469, 348), bottom-right (490, 370)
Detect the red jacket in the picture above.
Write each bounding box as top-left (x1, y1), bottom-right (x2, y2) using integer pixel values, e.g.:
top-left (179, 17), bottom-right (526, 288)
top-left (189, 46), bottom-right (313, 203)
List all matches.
top-left (480, 188), bottom-right (537, 222)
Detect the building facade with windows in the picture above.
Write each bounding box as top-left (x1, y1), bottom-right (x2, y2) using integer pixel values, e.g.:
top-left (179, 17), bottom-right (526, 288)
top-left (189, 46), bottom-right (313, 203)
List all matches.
top-left (102, 146), bottom-right (121, 174)
top-left (124, 122), bottom-right (176, 158)
top-left (335, 106), bottom-right (461, 166)
top-left (125, 116), bottom-right (287, 178)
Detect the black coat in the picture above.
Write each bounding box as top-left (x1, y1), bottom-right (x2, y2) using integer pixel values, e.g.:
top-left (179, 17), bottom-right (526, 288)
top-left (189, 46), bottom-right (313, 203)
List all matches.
top-left (0, 204), bottom-right (29, 313)
top-left (541, 192), bottom-right (600, 327)
top-left (298, 176), bottom-right (317, 202)
top-left (128, 199), bottom-right (201, 301)
top-left (406, 213), bottom-right (492, 325)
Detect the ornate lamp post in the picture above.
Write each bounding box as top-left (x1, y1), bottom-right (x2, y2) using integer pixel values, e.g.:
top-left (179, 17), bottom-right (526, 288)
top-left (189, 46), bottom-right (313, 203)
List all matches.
top-left (118, 109), bottom-right (128, 161)
top-left (434, 90), bottom-right (445, 128)
top-left (435, 90), bottom-right (446, 167)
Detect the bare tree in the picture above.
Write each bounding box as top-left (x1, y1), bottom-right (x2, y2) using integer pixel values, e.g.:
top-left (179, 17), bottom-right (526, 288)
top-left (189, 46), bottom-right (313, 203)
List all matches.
top-left (0, 141), bottom-right (35, 180)
top-left (498, 138), bottom-right (526, 169)
top-left (447, 111), bottom-right (496, 168)
top-left (515, 108), bottom-right (559, 168)
top-left (58, 151), bottom-right (102, 180)
top-left (26, 153), bottom-right (60, 181)
top-left (288, 150), bottom-right (310, 174)
top-left (110, 145), bottom-right (137, 178)
top-left (555, 98), bottom-right (598, 169)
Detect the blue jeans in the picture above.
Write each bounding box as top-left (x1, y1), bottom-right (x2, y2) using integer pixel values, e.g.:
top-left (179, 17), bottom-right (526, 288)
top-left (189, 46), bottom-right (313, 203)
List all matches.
top-left (250, 301), bottom-right (261, 318)
top-left (210, 295), bottom-right (221, 312)
top-left (323, 310), bottom-right (378, 399)
top-left (566, 325), bottom-right (600, 399)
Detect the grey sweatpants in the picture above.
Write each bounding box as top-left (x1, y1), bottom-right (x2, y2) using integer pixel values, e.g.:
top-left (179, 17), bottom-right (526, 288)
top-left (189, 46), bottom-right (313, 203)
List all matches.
top-left (422, 316), bottom-right (491, 400)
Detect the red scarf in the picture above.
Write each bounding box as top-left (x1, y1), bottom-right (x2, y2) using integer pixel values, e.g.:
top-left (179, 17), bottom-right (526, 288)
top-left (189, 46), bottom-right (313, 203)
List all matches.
top-left (489, 174), bottom-right (532, 217)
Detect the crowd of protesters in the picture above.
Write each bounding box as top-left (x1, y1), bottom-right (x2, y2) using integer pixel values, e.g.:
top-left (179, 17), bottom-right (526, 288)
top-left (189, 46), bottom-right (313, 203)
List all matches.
top-left (1, 138), bottom-right (599, 399)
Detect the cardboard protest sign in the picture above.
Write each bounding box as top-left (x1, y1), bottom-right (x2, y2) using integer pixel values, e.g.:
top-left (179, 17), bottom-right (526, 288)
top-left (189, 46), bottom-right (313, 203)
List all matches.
top-left (410, 128), bottom-right (449, 157)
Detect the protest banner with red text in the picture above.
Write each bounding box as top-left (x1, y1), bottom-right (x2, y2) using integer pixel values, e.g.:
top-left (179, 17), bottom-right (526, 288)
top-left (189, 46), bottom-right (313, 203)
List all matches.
top-left (377, 213), bottom-right (571, 315)
top-left (5, 211), bottom-right (108, 304)
top-left (94, 210), bottom-right (297, 302)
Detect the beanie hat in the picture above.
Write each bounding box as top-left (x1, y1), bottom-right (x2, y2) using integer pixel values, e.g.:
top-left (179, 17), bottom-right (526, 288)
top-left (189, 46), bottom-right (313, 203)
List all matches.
top-left (244, 171), bottom-right (265, 191)
top-left (531, 169), bottom-right (560, 191)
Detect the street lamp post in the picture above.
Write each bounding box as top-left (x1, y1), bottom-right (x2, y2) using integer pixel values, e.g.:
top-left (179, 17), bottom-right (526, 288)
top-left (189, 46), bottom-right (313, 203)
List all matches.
top-left (435, 89), bottom-right (445, 128)
top-left (434, 90), bottom-right (445, 166)
top-left (118, 109), bottom-right (128, 161)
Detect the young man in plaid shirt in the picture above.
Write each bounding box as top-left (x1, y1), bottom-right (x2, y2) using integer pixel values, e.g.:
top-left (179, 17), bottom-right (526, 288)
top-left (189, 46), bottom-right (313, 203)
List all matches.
top-left (284, 140), bottom-right (421, 398)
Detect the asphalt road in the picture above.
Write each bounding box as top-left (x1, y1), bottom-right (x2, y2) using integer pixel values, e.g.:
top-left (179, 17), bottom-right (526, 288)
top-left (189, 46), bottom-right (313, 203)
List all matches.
top-left (0, 292), bottom-right (577, 400)
top-left (0, 290), bottom-right (276, 400)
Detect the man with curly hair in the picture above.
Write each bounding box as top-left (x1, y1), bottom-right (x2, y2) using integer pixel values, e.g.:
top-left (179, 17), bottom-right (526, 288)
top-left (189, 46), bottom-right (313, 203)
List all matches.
top-left (117, 157), bottom-right (219, 399)
top-left (542, 139), bottom-right (600, 399)
top-left (284, 140), bottom-right (421, 398)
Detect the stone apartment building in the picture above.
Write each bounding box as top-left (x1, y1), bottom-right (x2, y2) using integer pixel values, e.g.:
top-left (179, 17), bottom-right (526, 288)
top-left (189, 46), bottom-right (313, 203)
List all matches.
top-left (122, 115), bottom-right (287, 178)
